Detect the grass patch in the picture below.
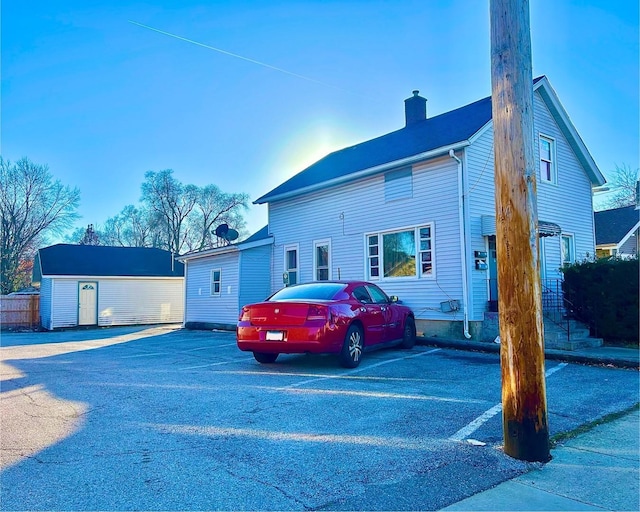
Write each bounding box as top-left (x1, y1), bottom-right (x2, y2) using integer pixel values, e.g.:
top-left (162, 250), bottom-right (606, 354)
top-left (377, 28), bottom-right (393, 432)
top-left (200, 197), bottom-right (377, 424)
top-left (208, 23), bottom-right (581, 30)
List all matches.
top-left (550, 403), bottom-right (640, 447)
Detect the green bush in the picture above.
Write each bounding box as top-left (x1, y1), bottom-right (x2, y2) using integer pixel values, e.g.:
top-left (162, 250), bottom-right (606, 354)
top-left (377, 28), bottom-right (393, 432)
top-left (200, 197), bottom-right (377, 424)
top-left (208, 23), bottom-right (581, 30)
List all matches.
top-left (561, 257), bottom-right (639, 346)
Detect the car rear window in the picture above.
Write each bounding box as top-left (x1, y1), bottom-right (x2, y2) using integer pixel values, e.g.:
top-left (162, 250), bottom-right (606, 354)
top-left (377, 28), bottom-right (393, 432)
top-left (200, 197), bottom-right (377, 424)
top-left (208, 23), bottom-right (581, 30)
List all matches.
top-left (270, 283), bottom-right (347, 301)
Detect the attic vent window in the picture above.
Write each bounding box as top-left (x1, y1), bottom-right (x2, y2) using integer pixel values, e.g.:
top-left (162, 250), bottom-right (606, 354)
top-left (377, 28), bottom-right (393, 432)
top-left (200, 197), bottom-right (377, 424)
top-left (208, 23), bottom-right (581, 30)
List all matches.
top-left (385, 168), bottom-right (413, 202)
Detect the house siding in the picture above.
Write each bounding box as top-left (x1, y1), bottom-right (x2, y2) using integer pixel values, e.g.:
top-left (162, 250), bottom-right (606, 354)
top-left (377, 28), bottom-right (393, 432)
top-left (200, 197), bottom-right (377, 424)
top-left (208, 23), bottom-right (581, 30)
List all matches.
top-left (184, 252), bottom-right (240, 326)
top-left (239, 244), bottom-right (272, 307)
top-left (533, 92), bottom-right (596, 276)
top-left (50, 279), bottom-right (79, 329)
top-left (465, 126), bottom-right (496, 321)
top-left (97, 278), bottom-right (184, 327)
top-left (44, 277), bottom-right (183, 330)
top-left (268, 155), bottom-right (465, 321)
top-left (462, 90), bottom-right (597, 321)
top-left (39, 278), bottom-right (53, 330)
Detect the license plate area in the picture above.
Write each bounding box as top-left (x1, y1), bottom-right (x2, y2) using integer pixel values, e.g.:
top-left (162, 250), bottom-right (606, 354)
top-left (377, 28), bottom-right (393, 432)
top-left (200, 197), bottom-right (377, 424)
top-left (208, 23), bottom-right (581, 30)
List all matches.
top-left (266, 330), bottom-right (284, 341)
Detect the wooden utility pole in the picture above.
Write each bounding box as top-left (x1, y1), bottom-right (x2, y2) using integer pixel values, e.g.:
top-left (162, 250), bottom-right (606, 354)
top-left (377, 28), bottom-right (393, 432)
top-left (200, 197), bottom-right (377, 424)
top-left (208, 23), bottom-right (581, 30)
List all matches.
top-left (489, 0), bottom-right (550, 462)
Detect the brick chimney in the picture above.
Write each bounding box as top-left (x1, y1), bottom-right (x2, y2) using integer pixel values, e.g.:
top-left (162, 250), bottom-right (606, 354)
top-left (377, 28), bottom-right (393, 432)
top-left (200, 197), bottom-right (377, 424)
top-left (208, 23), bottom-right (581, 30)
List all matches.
top-left (404, 90), bottom-right (427, 126)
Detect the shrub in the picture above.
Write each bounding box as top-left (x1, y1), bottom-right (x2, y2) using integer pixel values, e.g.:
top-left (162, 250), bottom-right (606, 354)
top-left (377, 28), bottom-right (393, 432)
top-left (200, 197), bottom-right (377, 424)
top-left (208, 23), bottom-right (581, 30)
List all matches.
top-left (561, 257), bottom-right (639, 346)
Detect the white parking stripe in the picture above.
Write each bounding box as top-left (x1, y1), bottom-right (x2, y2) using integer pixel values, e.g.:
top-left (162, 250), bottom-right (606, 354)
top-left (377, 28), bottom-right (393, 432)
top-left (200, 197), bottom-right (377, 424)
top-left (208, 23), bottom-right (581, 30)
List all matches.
top-left (288, 348), bottom-right (441, 388)
top-left (448, 362), bottom-right (569, 442)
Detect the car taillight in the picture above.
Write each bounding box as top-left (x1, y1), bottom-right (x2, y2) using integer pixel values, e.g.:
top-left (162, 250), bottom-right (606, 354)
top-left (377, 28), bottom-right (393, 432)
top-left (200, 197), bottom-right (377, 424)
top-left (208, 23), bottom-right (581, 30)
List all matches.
top-left (239, 306), bottom-right (251, 322)
top-left (306, 304), bottom-right (327, 321)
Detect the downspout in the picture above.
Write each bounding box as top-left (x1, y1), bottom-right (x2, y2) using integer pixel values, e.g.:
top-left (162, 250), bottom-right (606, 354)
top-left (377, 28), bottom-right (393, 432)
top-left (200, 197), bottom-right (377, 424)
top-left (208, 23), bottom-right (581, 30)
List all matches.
top-left (450, 149), bottom-right (472, 339)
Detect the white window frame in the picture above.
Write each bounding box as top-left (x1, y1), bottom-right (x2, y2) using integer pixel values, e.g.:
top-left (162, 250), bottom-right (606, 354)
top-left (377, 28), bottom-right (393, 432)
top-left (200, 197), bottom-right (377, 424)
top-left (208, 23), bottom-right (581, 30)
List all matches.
top-left (539, 134), bottom-right (557, 184)
top-left (365, 223), bottom-right (435, 281)
top-left (313, 239), bottom-right (331, 281)
top-left (210, 268), bottom-right (222, 297)
top-left (283, 244), bottom-right (299, 286)
top-left (561, 233), bottom-right (575, 265)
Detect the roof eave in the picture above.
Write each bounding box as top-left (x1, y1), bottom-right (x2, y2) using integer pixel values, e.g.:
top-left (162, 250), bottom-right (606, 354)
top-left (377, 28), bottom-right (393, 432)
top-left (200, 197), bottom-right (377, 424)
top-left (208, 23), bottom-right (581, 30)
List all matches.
top-left (254, 141), bottom-right (471, 205)
top-left (177, 245), bottom-right (239, 262)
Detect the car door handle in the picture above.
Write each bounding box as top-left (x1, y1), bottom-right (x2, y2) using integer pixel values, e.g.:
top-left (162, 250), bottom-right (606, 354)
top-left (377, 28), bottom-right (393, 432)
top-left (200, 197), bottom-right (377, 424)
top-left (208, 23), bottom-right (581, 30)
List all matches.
top-left (381, 307), bottom-right (387, 311)
top-left (360, 307), bottom-right (367, 313)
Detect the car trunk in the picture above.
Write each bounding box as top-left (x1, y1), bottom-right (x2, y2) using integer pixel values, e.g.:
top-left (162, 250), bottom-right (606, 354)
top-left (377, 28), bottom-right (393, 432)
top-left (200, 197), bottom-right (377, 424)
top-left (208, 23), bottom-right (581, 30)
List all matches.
top-left (248, 302), bottom-right (315, 326)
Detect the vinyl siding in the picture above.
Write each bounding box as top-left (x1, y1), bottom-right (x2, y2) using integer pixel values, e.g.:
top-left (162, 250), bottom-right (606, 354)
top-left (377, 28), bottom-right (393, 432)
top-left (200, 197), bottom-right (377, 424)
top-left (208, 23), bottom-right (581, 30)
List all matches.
top-left (39, 278), bottom-right (52, 330)
top-left (239, 244), bottom-right (272, 307)
top-left (465, 127), bottom-right (496, 320)
top-left (463, 90), bottom-right (597, 319)
top-left (268, 155), bottom-right (465, 320)
top-left (533, 91), bottom-right (597, 277)
top-left (50, 279), bottom-right (79, 329)
top-left (184, 252), bottom-right (240, 325)
top-left (97, 279), bottom-right (184, 326)
top-left (46, 277), bottom-right (183, 329)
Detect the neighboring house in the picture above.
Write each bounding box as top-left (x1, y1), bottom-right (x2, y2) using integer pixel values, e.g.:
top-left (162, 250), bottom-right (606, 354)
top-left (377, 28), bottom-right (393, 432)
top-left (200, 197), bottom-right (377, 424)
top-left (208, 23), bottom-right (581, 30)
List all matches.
top-left (33, 244), bottom-right (185, 330)
top-left (594, 205), bottom-right (640, 258)
top-left (183, 76), bottom-right (605, 342)
top-left (177, 226), bottom-right (273, 329)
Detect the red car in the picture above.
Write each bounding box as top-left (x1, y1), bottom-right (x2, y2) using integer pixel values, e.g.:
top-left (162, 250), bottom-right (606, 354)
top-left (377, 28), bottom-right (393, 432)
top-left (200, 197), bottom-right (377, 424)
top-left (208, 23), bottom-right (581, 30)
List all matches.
top-left (236, 281), bottom-right (416, 368)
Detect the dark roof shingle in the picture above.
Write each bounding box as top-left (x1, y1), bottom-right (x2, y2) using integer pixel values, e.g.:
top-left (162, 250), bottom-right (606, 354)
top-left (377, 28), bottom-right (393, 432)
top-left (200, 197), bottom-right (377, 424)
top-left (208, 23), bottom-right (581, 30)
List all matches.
top-left (36, 244), bottom-right (185, 278)
top-left (594, 206), bottom-right (640, 245)
top-left (255, 96), bottom-right (493, 203)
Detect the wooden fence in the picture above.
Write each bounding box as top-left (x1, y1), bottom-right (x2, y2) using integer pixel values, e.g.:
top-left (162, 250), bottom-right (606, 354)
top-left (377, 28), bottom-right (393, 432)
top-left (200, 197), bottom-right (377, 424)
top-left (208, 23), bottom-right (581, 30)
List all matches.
top-left (0, 295), bottom-right (40, 328)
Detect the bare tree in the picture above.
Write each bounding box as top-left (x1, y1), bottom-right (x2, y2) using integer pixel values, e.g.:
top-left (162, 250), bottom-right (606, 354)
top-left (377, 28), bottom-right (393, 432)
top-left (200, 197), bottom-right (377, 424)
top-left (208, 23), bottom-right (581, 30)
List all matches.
top-left (0, 157), bottom-right (80, 293)
top-left (101, 205), bottom-right (161, 247)
top-left (141, 170), bottom-right (198, 254)
top-left (188, 184), bottom-right (249, 252)
top-left (605, 163), bottom-right (639, 209)
top-left (79, 224), bottom-right (100, 245)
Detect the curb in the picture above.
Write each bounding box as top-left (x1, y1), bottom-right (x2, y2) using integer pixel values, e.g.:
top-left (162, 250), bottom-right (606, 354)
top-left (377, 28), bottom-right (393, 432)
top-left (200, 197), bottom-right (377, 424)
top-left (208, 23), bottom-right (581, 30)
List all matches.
top-left (418, 336), bottom-right (640, 370)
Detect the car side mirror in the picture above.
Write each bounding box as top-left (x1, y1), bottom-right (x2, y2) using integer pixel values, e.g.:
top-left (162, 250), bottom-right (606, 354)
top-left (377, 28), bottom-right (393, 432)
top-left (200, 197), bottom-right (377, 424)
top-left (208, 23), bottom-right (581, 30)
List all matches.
top-left (389, 295), bottom-right (401, 303)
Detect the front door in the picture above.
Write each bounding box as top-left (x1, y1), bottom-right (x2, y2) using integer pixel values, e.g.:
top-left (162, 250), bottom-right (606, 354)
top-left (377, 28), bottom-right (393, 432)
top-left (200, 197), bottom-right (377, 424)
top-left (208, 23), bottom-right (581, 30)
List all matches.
top-left (78, 282), bottom-right (98, 325)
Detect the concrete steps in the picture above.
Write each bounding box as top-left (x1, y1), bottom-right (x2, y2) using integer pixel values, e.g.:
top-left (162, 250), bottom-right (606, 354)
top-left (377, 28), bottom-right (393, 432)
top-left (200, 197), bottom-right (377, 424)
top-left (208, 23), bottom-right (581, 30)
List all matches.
top-left (543, 316), bottom-right (603, 351)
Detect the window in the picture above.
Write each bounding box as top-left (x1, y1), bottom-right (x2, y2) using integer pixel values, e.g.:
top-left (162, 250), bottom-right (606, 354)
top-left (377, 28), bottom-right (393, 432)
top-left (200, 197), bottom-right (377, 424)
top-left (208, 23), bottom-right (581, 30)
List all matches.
top-left (284, 244), bottom-right (298, 286)
top-left (539, 135), bottom-right (556, 183)
top-left (561, 234), bottom-right (575, 265)
top-left (211, 269), bottom-right (221, 296)
top-left (366, 224), bottom-right (434, 280)
top-left (314, 240), bottom-right (331, 281)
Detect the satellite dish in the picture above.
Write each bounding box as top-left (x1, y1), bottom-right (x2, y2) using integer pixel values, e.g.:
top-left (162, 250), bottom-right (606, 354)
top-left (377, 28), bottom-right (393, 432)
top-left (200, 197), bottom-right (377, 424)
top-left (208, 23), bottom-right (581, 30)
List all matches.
top-left (214, 224), bottom-right (229, 238)
top-left (226, 229), bottom-right (239, 241)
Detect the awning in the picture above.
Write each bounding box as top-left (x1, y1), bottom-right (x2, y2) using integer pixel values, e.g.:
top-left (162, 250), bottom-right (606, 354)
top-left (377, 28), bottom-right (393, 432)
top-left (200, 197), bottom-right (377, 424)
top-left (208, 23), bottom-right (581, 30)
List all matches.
top-left (481, 215), bottom-right (561, 237)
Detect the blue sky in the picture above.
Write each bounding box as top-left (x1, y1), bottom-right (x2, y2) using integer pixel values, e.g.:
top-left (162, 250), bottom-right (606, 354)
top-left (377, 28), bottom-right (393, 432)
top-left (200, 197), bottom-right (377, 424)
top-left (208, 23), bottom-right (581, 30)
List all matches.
top-left (2, 0), bottom-right (638, 240)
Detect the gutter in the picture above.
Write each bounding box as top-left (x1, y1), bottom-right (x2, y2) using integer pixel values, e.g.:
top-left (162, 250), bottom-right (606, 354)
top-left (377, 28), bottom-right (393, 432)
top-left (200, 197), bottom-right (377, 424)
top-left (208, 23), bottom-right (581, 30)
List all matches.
top-left (449, 149), bottom-right (472, 339)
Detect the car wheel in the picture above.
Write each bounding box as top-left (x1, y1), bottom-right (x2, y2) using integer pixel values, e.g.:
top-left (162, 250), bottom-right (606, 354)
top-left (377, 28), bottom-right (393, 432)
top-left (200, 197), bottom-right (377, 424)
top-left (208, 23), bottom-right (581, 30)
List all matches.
top-left (253, 352), bottom-right (279, 364)
top-left (340, 324), bottom-right (363, 368)
top-left (400, 316), bottom-right (416, 349)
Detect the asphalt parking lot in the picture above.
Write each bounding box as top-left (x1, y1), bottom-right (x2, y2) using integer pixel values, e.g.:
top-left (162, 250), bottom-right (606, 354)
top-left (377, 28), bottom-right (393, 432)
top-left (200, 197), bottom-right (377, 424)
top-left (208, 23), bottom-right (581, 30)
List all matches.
top-left (1, 325), bottom-right (638, 510)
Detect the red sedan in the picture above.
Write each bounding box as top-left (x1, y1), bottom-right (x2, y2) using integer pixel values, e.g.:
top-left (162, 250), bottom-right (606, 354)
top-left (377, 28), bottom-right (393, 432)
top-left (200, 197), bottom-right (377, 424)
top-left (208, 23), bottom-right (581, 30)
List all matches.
top-left (236, 281), bottom-right (416, 368)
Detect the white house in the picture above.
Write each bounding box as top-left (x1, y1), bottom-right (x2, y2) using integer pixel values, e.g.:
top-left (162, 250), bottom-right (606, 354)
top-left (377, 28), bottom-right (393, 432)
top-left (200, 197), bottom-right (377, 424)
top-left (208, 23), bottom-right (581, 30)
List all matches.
top-left (178, 226), bottom-right (273, 329)
top-left (33, 244), bottom-right (185, 330)
top-left (183, 76), bottom-right (606, 344)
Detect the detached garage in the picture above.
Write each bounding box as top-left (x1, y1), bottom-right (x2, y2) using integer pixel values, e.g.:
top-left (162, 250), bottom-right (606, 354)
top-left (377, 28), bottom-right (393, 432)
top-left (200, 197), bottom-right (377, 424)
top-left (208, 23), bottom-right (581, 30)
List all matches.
top-left (33, 244), bottom-right (185, 330)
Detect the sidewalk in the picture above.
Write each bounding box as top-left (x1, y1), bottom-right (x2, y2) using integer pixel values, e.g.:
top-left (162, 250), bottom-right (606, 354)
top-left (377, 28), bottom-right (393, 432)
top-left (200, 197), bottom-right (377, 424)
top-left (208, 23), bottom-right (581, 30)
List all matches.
top-left (442, 407), bottom-right (640, 511)
top-left (424, 338), bottom-right (640, 511)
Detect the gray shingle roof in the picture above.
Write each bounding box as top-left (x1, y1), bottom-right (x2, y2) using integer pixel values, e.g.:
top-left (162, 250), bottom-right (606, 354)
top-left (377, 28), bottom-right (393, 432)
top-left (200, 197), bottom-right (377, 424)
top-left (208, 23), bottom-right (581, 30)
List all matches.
top-left (595, 206), bottom-right (640, 245)
top-left (35, 244), bottom-right (185, 278)
top-left (255, 95), bottom-right (493, 204)
top-left (256, 78), bottom-right (551, 205)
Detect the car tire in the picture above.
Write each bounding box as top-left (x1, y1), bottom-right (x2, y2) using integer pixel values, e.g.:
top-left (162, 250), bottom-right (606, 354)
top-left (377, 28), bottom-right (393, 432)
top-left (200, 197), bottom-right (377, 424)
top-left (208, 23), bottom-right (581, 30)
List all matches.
top-left (253, 352), bottom-right (279, 364)
top-left (400, 316), bottom-right (416, 349)
top-left (339, 324), bottom-right (364, 368)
